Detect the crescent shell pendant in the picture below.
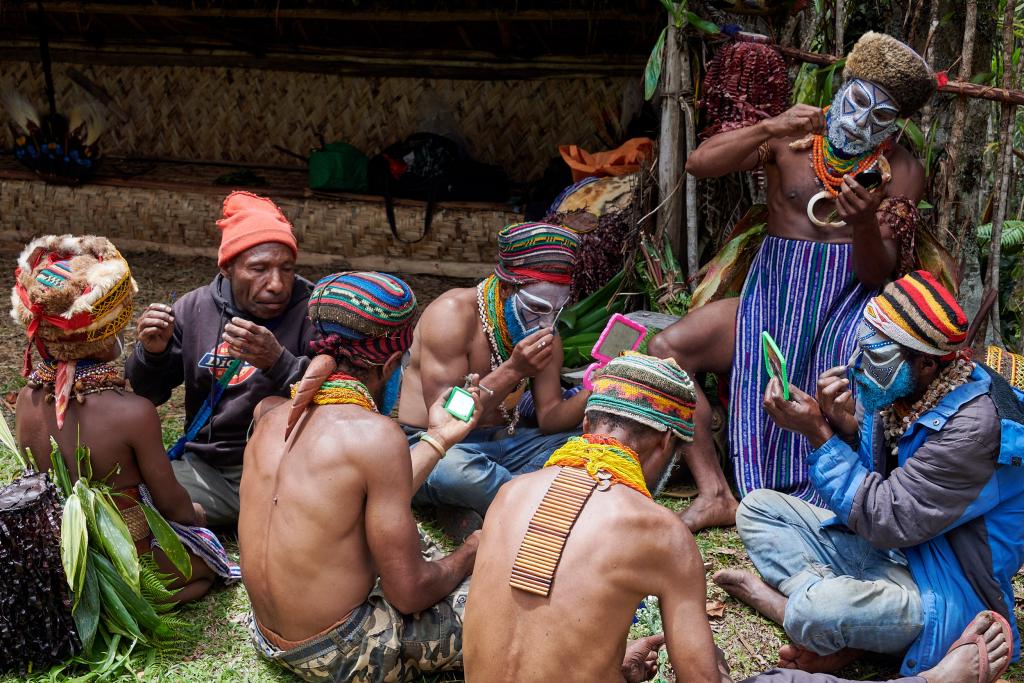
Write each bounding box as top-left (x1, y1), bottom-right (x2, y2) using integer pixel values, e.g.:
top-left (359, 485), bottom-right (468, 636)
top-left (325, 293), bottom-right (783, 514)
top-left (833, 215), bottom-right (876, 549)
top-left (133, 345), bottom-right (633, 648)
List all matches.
top-left (807, 190), bottom-right (847, 230)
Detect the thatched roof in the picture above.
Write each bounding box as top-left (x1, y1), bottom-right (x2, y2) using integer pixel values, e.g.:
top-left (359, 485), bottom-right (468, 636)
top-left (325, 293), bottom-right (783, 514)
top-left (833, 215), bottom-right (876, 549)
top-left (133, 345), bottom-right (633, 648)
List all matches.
top-left (0, 1), bottom-right (663, 77)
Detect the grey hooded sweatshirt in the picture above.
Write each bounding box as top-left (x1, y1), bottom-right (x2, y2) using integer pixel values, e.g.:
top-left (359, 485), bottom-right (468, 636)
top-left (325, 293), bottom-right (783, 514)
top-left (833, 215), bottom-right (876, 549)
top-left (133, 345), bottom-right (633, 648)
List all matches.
top-left (126, 274), bottom-right (314, 467)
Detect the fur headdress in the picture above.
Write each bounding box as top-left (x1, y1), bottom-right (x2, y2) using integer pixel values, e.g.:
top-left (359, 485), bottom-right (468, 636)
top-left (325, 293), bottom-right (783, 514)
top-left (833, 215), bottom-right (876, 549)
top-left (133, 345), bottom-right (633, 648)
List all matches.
top-left (10, 235), bottom-right (137, 426)
top-left (843, 32), bottom-right (935, 117)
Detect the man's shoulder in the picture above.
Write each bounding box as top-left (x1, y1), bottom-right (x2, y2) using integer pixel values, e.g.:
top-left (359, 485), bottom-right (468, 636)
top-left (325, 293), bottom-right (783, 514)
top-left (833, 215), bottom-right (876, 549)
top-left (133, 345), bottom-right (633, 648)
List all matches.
top-left (420, 287), bottom-right (478, 329)
top-left (946, 392), bottom-right (1001, 444)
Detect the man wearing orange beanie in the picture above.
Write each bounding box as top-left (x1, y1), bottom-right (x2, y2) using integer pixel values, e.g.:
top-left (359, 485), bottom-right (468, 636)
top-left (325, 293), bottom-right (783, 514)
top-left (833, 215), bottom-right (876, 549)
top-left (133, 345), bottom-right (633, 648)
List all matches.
top-left (126, 191), bottom-right (315, 527)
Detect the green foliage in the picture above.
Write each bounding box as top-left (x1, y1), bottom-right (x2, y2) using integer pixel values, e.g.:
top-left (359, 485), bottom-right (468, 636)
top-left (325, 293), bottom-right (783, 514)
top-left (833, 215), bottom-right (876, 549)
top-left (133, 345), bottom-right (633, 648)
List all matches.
top-left (791, 59), bottom-right (846, 107)
top-left (48, 440), bottom-right (192, 678)
top-left (645, 27), bottom-right (668, 101)
top-left (558, 271), bottom-right (628, 368)
top-left (0, 411), bottom-right (30, 473)
top-left (976, 221), bottom-right (1024, 251)
top-left (644, 2), bottom-right (718, 101)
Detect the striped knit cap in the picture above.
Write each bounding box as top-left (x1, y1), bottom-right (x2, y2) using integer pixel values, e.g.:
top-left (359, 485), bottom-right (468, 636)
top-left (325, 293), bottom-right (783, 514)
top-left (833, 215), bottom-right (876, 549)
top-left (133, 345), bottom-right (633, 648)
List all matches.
top-left (863, 270), bottom-right (967, 357)
top-left (586, 352), bottom-right (697, 441)
top-left (494, 222), bottom-right (580, 285)
top-left (307, 271), bottom-right (417, 367)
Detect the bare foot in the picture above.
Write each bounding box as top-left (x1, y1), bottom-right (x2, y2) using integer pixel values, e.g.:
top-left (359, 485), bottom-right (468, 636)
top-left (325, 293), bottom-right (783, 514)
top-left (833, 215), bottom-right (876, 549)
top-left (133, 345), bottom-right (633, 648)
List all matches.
top-left (712, 569), bottom-right (787, 625)
top-left (776, 644), bottom-right (861, 673)
top-left (922, 612), bottom-right (1011, 683)
top-left (621, 634), bottom-right (665, 683)
top-left (680, 492), bottom-right (738, 532)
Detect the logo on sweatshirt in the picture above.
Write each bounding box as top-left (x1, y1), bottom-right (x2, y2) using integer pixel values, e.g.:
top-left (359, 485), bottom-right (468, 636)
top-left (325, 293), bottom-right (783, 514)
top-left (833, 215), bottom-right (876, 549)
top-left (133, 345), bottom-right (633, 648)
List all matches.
top-left (198, 342), bottom-right (257, 385)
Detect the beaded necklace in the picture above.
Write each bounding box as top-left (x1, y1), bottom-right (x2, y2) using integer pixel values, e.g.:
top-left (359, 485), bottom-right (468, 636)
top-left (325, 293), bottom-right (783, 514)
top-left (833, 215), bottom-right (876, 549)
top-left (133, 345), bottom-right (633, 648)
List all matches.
top-left (544, 434), bottom-right (651, 499)
top-left (27, 360), bottom-right (125, 402)
top-left (880, 358), bottom-right (974, 457)
top-left (476, 275), bottom-right (529, 433)
top-left (289, 371), bottom-right (377, 412)
top-left (811, 134), bottom-right (889, 198)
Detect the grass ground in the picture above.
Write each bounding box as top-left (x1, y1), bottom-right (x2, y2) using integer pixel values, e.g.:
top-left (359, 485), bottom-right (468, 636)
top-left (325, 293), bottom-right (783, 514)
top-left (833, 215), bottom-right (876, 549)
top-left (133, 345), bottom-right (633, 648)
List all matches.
top-left (0, 249), bottom-right (1021, 682)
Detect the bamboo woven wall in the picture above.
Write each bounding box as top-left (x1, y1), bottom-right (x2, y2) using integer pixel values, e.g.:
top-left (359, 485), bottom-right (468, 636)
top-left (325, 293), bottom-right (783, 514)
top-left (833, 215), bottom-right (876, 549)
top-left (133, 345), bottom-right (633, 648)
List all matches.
top-left (0, 175), bottom-right (519, 273)
top-left (1, 61), bottom-right (633, 182)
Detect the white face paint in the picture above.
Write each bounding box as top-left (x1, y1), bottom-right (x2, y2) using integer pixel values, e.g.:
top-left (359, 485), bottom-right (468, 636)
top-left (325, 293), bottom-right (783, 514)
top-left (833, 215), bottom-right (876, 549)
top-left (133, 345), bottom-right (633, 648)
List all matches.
top-left (827, 78), bottom-right (900, 155)
top-left (514, 282), bottom-right (571, 333)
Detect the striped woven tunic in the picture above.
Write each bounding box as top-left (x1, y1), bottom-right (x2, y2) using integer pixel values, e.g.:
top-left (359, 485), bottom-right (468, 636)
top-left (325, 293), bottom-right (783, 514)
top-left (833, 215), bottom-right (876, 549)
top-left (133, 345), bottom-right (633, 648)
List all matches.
top-left (729, 236), bottom-right (876, 504)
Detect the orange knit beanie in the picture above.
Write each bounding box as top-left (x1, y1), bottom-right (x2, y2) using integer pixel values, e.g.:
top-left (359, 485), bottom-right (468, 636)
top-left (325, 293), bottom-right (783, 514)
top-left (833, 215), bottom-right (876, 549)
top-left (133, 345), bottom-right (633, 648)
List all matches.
top-left (216, 191), bottom-right (298, 267)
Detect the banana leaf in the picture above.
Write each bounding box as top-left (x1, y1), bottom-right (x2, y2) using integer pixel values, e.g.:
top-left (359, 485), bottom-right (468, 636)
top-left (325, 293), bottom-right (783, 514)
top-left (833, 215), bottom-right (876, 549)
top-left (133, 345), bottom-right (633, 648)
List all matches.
top-left (140, 504), bottom-right (191, 580)
top-left (75, 557), bottom-right (101, 654)
top-left (94, 495), bottom-right (141, 594)
top-left (95, 568), bottom-right (144, 641)
top-left (92, 552), bottom-right (168, 638)
top-left (559, 271), bottom-right (625, 332)
top-left (61, 492), bottom-right (89, 598)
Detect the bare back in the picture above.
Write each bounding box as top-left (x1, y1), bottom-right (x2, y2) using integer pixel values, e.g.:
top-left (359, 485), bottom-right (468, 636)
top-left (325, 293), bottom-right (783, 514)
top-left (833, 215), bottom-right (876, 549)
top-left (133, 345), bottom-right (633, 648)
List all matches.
top-left (15, 387), bottom-right (194, 523)
top-left (239, 401), bottom-right (387, 640)
top-left (463, 468), bottom-right (720, 683)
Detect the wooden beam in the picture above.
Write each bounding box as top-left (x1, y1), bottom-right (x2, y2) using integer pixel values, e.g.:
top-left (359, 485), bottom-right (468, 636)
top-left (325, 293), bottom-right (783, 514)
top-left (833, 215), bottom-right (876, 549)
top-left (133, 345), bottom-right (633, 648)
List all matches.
top-left (0, 40), bottom-right (644, 79)
top-left (33, 4), bottom-right (650, 23)
top-left (712, 35), bottom-right (1024, 107)
top-left (768, 42), bottom-right (1024, 107)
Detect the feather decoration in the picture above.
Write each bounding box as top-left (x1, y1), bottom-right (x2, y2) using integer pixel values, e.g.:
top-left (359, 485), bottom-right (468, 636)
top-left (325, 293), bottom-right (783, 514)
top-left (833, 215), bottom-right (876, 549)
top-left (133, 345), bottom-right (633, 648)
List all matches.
top-left (1, 90), bottom-right (41, 135)
top-left (285, 354), bottom-right (338, 441)
top-left (67, 101), bottom-right (107, 146)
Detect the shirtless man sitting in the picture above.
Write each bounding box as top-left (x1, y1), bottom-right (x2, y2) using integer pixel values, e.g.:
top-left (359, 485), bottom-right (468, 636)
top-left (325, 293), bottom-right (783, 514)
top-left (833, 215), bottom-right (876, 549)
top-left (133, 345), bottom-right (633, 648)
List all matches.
top-left (462, 353), bottom-right (1009, 683)
top-left (12, 235), bottom-right (234, 603)
top-left (648, 33), bottom-right (934, 531)
top-left (241, 272), bottom-right (485, 683)
top-left (398, 222), bottom-right (588, 531)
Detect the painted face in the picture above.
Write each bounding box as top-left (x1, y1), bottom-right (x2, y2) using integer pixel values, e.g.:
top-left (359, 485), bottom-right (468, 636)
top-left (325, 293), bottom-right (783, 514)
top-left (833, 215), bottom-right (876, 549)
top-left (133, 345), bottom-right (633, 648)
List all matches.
top-left (827, 79), bottom-right (900, 155)
top-left (848, 321), bottom-right (915, 410)
top-left (513, 282), bottom-right (571, 334)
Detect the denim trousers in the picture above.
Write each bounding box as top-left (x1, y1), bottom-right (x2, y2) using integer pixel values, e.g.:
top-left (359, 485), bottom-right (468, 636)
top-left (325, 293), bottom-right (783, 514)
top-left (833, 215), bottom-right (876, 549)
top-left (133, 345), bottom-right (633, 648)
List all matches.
top-left (403, 424), bottom-right (578, 515)
top-left (736, 489), bottom-right (924, 657)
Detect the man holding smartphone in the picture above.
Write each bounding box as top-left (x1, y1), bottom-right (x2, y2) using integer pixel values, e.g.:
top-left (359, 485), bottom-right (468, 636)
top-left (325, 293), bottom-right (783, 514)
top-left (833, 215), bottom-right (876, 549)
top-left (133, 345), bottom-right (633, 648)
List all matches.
top-left (649, 33), bottom-right (935, 531)
top-left (397, 222), bottom-right (587, 537)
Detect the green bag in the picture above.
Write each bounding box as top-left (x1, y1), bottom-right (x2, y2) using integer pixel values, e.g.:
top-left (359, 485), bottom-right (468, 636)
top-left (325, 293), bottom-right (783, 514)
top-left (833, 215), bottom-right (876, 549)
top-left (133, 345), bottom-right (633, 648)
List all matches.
top-left (308, 142), bottom-right (369, 192)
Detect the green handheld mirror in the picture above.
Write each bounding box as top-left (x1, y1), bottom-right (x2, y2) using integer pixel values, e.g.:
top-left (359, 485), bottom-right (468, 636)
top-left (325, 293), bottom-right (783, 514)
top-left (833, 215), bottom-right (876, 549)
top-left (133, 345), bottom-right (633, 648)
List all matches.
top-left (761, 331), bottom-right (790, 401)
top-left (444, 386), bottom-right (476, 422)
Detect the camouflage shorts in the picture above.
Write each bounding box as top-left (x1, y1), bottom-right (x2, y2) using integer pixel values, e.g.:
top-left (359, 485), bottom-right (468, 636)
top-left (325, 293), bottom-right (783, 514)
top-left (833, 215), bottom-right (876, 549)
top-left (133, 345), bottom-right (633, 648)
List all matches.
top-left (250, 539), bottom-right (470, 683)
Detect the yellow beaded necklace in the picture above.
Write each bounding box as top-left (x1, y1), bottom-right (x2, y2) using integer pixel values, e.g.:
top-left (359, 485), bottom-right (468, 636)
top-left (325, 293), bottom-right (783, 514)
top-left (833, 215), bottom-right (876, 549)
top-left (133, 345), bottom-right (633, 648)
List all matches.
top-left (289, 372), bottom-right (377, 412)
top-left (544, 434), bottom-right (651, 499)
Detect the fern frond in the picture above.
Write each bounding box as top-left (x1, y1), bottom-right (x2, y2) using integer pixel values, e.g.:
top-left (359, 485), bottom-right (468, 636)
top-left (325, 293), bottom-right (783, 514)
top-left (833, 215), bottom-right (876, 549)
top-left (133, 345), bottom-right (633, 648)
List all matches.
top-left (976, 220), bottom-right (1024, 251)
top-left (139, 553), bottom-right (179, 611)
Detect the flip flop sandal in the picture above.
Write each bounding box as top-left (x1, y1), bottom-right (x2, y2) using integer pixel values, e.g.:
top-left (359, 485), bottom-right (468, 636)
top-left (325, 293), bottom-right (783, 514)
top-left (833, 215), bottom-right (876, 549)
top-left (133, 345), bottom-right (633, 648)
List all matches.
top-left (945, 611), bottom-right (1015, 683)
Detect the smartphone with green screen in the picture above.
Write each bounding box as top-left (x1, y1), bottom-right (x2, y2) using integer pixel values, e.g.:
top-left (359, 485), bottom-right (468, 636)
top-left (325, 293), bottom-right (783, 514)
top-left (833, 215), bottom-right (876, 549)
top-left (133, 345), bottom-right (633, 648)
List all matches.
top-left (761, 331), bottom-right (790, 400)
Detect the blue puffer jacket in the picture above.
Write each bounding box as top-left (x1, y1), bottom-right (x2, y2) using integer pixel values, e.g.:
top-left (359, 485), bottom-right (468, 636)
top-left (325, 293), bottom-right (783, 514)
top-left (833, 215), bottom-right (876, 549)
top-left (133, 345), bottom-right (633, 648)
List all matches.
top-left (808, 366), bottom-right (1024, 676)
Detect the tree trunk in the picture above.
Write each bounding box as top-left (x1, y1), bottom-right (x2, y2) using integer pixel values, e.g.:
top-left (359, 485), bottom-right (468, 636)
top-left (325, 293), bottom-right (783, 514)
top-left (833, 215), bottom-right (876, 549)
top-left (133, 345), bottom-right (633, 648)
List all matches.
top-left (984, 0), bottom-right (1019, 345)
top-left (680, 40), bottom-right (700, 279)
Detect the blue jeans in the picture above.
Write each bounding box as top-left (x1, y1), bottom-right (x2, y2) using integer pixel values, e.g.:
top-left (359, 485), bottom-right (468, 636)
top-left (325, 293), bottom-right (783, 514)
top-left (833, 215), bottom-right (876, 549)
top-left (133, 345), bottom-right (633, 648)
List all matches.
top-left (736, 489), bottom-right (923, 657)
top-left (404, 425), bottom-right (578, 515)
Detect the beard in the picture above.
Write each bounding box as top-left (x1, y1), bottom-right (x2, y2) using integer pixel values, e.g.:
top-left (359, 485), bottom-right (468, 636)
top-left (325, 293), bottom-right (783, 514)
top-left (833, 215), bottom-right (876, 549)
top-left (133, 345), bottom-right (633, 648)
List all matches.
top-left (651, 451), bottom-right (682, 498)
top-left (854, 361), bottom-right (915, 412)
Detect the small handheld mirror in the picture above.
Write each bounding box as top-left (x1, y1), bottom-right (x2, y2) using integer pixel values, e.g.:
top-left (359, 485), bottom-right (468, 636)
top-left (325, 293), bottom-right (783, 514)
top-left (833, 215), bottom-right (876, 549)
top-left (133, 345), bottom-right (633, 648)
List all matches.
top-left (583, 314), bottom-right (648, 390)
top-left (444, 386), bottom-right (476, 422)
top-left (761, 331), bottom-right (790, 400)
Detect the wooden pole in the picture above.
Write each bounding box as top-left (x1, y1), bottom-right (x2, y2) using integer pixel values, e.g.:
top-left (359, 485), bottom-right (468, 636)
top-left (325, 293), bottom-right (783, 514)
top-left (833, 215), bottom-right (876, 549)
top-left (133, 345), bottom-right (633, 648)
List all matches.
top-left (680, 40), bottom-right (700, 279)
top-left (657, 23), bottom-right (685, 261)
top-left (985, 0), bottom-right (1019, 345)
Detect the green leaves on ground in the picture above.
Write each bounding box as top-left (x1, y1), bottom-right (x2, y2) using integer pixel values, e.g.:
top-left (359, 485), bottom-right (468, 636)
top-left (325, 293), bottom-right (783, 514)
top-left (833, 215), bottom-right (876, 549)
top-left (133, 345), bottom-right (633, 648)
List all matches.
top-left (49, 440), bottom-right (190, 676)
top-left (142, 504), bottom-right (191, 580)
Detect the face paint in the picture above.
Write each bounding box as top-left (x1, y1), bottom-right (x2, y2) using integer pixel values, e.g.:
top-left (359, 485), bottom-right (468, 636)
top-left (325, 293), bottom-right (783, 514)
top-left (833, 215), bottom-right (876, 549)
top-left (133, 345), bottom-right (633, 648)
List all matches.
top-left (857, 361), bottom-right (915, 412)
top-left (379, 365), bottom-right (403, 417)
top-left (513, 282), bottom-right (571, 336)
top-left (827, 78), bottom-right (900, 156)
top-left (849, 321), bottom-right (915, 410)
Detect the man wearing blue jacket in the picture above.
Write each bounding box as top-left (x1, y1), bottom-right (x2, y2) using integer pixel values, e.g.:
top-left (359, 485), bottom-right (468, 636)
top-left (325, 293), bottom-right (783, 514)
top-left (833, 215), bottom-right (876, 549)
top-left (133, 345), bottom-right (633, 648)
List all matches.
top-left (713, 271), bottom-right (1023, 679)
